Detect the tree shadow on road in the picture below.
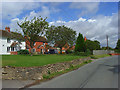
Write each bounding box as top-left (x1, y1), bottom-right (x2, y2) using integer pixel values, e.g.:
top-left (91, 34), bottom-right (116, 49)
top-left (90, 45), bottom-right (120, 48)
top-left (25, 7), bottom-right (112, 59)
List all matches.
top-left (104, 64), bottom-right (120, 74)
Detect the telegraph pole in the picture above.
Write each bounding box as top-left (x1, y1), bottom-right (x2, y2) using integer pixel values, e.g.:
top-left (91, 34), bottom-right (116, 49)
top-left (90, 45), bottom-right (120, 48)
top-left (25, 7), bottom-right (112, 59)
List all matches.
top-left (106, 35), bottom-right (109, 50)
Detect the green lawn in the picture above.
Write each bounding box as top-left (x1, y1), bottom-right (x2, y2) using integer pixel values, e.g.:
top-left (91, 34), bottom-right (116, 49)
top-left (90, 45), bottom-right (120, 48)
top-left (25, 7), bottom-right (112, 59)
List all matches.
top-left (90, 54), bottom-right (111, 59)
top-left (2, 54), bottom-right (87, 67)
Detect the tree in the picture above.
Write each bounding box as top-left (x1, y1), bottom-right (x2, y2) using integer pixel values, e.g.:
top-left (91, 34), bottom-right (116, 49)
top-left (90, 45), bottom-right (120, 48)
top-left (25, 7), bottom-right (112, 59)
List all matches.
top-left (86, 39), bottom-right (100, 51)
top-left (101, 46), bottom-right (113, 50)
top-left (75, 33), bottom-right (85, 52)
top-left (115, 39), bottom-right (120, 49)
top-left (17, 16), bottom-right (49, 55)
top-left (46, 25), bottom-right (76, 54)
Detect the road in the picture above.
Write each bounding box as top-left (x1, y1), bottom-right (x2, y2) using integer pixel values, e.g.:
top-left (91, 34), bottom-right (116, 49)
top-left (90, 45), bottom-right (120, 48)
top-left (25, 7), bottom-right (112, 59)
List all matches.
top-left (30, 56), bottom-right (119, 88)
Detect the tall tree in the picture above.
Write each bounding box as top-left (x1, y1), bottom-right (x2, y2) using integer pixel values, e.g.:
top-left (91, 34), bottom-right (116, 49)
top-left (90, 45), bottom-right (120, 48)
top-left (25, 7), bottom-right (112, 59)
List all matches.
top-left (86, 39), bottom-right (101, 51)
top-left (115, 39), bottom-right (120, 49)
top-left (17, 16), bottom-right (49, 55)
top-left (75, 33), bottom-right (85, 52)
top-left (46, 25), bottom-right (76, 54)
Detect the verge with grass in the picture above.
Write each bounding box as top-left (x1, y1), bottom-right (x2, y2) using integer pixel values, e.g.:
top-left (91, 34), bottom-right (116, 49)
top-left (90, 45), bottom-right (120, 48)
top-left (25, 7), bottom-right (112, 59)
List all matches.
top-left (2, 54), bottom-right (87, 67)
top-left (90, 54), bottom-right (111, 59)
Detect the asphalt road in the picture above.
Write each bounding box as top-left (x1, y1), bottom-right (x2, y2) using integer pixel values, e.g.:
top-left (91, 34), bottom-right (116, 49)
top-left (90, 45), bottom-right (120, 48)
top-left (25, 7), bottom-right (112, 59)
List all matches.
top-left (30, 55), bottom-right (119, 88)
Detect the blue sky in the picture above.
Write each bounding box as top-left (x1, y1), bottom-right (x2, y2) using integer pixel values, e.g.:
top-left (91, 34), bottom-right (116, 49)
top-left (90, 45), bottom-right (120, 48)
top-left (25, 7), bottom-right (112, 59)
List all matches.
top-left (1, 2), bottom-right (118, 48)
top-left (2, 2), bottom-right (118, 24)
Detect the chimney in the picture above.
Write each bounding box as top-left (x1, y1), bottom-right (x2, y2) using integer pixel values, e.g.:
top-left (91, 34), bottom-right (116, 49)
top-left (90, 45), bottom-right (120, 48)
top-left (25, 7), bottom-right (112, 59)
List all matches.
top-left (5, 27), bottom-right (10, 32)
top-left (84, 36), bottom-right (87, 42)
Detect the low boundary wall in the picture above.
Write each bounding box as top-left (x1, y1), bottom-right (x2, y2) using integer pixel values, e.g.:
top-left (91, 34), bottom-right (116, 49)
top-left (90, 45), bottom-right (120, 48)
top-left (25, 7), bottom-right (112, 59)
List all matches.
top-left (2, 57), bottom-right (91, 80)
top-left (93, 50), bottom-right (114, 55)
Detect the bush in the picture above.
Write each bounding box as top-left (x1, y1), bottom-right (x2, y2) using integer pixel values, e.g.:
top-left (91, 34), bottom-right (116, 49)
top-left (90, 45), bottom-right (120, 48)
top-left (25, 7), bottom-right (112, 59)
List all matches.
top-left (115, 49), bottom-right (120, 53)
top-left (73, 50), bottom-right (91, 56)
top-left (66, 49), bottom-right (73, 54)
top-left (85, 49), bottom-right (92, 55)
top-left (17, 50), bottom-right (29, 55)
top-left (73, 52), bottom-right (88, 56)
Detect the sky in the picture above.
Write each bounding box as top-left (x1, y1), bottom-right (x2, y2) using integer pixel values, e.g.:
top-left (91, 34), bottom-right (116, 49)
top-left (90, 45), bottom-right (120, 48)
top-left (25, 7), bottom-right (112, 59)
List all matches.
top-left (1, 2), bottom-right (119, 48)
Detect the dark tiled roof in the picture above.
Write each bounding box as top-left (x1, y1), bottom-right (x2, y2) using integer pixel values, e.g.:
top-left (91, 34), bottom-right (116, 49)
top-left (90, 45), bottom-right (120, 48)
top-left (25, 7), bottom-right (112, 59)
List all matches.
top-left (0, 30), bottom-right (24, 41)
top-left (0, 29), bottom-right (47, 42)
top-left (0, 30), bottom-right (12, 38)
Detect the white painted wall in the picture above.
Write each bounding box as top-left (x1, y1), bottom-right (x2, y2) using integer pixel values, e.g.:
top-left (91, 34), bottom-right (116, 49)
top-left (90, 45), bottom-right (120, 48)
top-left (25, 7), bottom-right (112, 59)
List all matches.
top-left (0, 37), bottom-right (9, 55)
top-left (0, 36), bottom-right (26, 55)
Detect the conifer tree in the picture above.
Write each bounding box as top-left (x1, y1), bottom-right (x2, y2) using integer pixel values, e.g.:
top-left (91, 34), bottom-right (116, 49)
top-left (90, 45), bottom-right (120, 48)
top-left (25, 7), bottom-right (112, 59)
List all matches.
top-left (75, 33), bottom-right (85, 52)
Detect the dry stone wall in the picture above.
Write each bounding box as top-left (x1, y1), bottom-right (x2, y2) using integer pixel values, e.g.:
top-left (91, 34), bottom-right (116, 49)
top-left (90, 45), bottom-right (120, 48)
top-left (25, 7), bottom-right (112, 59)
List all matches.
top-left (2, 57), bottom-right (91, 80)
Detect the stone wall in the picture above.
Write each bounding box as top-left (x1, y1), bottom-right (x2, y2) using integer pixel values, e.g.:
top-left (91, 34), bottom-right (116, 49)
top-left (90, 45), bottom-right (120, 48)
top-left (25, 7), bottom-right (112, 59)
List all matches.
top-left (2, 57), bottom-right (91, 80)
top-left (93, 50), bottom-right (114, 55)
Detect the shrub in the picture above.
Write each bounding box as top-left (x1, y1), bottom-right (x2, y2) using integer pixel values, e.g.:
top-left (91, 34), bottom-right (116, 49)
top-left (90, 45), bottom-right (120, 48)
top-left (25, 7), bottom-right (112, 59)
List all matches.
top-left (66, 49), bottom-right (73, 54)
top-left (73, 52), bottom-right (88, 56)
top-left (85, 49), bottom-right (92, 55)
top-left (90, 56), bottom-right (98, 59)
top-left (43, 75), bottom-right (50, 79)
top-left (17, 50), bottom-right (29, 55)
top-left (115, 49), bottom-right (120, 53)
top-left (47, 70), bottom-right (51, 74)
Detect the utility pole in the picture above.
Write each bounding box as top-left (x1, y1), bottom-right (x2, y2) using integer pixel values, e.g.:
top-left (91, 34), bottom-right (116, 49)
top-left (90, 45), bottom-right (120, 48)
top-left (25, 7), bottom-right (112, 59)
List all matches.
top-left (106, 35), bottom-right (109, 50)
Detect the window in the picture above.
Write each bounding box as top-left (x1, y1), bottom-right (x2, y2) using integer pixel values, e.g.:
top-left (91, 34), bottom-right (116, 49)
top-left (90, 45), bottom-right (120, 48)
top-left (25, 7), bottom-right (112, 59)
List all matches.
top-left (43, 43), bottom-right (45, 45)
top-left (7, 38), bottom-right (10, 43)
top-left (11, 47), bottom-right (14, 51)
top-left (33, 48), bottom-right (36, 52)
top-left (26, 45), bottom-right (30, 49)
top-left (34, 42), bottom-right (36, 46)
top-left (7, 47), bottom-right (10, 52)
top-left (18, 40), bottom-right (21, 44)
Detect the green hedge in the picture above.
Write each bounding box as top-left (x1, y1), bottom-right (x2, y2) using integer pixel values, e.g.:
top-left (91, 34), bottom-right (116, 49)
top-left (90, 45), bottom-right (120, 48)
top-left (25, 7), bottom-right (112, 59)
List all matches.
top-left (66, 49), bottom-right (73, 54)
top-left (73, 49), bottom-right (91, 56)
top-left (17, 50), bottom-right (29, 55)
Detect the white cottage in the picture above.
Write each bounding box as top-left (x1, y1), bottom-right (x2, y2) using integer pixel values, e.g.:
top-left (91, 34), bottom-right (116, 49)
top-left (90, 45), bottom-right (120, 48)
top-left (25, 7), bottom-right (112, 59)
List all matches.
top-left (0, 27), bottom-right (25, 55)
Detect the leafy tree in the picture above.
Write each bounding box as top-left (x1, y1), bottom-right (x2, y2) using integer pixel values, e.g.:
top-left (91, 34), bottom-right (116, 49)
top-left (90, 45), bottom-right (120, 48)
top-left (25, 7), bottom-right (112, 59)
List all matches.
top-left (115, 39), bottom-right (120, 49)
top-left (101, 46), bottom-right (113, 50)
top-left (17, 16), bottom-right (49, 55)
top-left (46, 25), bottom-right (76, 54)
top-left (93, 40), bottom-right (101, 50)
top-left (75, 33), bottom-right (85, 52)
top-left (86, 39), bottom-right (100, 51)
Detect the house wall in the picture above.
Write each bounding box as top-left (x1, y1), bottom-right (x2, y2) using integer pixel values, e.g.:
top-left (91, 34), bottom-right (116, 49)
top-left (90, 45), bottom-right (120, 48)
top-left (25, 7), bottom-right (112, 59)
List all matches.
top-left (20, 42), bottom-right (26, 50)
top-left (0, 36), bottom-right (25, 55)
top-left (26, 41), bottom-right (48, 54)
top-left (0, 37), bottom-right (10, 54)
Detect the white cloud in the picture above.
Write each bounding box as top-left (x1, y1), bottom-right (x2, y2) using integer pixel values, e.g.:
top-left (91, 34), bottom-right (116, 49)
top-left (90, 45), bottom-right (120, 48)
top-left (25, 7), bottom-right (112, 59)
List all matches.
top-left (2, 2), bottom-right (40, 19)
top-left (26, 6), bottom-right (50, 20)
top-left (70, 2), bottom-right (99, 16)
top-left (88, 19), bottom-right (96, 22)
top-left (9, 4), bottom-right (59, 33)
top-left (49, 14), bottom-right (118, 48)
top-left (2, 2), bottom-right (61, 21)
top-left (78, 18), bottom-right (86, 22)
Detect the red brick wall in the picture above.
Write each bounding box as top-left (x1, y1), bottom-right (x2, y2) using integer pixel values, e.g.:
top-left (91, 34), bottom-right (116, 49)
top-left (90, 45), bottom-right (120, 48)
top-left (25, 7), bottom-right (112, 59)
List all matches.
top-left (26, 40), bottom-right (48, 54)
top-left (10, 51), bottom-right (17, 55)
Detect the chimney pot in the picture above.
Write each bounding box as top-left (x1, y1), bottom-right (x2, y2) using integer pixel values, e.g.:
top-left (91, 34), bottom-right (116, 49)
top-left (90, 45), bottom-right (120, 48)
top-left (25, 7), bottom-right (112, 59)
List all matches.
top-left (5, 27), bottom-right (10, 32)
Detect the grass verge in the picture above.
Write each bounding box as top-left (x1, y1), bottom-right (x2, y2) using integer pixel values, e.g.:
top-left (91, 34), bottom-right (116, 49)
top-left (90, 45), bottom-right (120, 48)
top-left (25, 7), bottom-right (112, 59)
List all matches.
top-left (2, 54), bottom-right (87, 67)
top-left (90, 54), bottom-right (111, 59)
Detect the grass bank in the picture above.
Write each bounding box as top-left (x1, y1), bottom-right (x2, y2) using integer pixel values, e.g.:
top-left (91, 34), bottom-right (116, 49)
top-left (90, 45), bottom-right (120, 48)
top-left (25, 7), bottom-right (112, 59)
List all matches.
top-left (2, 54), bottom-right (87, 67)
top-left (2, 54), bottom-right (111, 67)
top-left (90, 54), bottom-right (111, 59)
